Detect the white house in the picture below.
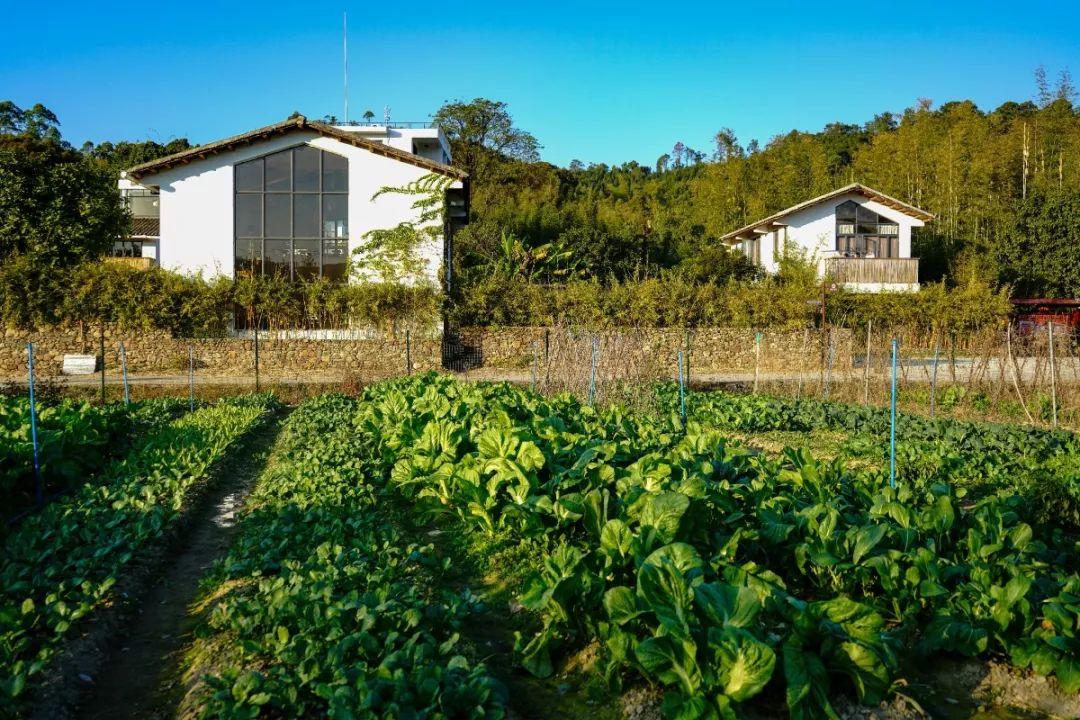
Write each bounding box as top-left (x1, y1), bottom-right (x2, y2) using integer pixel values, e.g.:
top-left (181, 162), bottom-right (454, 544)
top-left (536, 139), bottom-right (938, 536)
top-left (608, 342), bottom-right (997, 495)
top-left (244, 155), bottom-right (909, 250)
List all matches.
top-left (115, 116), bottom-right (468, 288)
top-left (721, 184), bottom-right (934, 292)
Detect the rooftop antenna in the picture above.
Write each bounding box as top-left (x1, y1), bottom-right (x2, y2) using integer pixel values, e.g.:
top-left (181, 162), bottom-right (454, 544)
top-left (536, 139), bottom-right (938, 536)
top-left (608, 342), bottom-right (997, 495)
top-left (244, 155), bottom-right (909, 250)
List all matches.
top-left (343, 11), bottom-right (349, 123)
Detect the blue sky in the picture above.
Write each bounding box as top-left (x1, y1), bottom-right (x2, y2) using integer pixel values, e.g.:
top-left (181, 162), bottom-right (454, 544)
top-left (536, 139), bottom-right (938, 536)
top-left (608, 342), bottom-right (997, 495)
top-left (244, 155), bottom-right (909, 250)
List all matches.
top-left (2, 1), bottom-right (1077, 167)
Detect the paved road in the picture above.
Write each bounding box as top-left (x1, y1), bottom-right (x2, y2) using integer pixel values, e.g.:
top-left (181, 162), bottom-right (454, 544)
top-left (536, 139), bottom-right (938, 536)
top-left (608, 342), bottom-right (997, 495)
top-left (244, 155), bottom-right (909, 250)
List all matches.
top-left (3, 356), bottom-right (1076, 388)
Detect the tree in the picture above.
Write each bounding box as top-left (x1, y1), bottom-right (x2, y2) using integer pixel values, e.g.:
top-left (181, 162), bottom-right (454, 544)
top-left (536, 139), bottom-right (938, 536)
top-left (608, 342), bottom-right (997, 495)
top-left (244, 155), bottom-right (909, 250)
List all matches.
top-left (420, 93), bottom-right (1080, 297)
top-left (0, 102), bottom-right (127, 267)
top-left (997, 188), bottom-right (1080, 296)
top-left (712, 128), bottom-right (743, 162)
top-left (1036, 65), bottom-right (1053, 107)
top-left (433, 98), bottom-right (540, 179)
top-left (84, 138), bottom-right (194, 175)
top-left (0, 102), bottom-right (64, 144)
top-left (1056, 69), bottom-right (1077, 103)
top-left (363, 109), bottom-right (375, 122)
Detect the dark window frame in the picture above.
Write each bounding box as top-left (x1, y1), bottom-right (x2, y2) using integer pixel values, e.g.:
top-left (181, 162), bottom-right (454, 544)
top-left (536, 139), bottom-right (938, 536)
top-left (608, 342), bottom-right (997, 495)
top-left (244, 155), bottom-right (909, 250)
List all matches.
top-left (234, 145), bottom-right (349, 281)
top-left (111, 240), bottom-right (144, 258)
top-left (835, 200), bottom-right (900, 258)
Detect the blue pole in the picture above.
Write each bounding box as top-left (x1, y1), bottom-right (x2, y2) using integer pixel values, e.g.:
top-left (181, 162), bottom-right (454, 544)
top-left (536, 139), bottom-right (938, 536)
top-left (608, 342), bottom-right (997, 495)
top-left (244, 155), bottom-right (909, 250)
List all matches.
top-left (677, 350), bottom-right (686, 426)
top-left (188, 345), bottom-right (195, 412)
top-left (889, 337), bottom-right (898, 489)
top-left (119, 342), bottom-right (130, 406)
top-left (27, 343), bottom-right (43, 506)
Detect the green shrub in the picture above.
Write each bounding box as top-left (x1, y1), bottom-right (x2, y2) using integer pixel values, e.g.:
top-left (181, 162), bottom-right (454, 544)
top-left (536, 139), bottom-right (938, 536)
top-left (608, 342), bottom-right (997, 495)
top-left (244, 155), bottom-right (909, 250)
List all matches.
top-left (0, 262), bottom-right (441, 336)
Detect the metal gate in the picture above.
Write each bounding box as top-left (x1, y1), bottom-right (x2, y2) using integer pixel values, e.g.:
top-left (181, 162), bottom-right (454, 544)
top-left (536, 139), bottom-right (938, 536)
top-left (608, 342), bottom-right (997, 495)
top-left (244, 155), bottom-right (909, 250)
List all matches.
top-left (441, 329), bottom-right (483, 371)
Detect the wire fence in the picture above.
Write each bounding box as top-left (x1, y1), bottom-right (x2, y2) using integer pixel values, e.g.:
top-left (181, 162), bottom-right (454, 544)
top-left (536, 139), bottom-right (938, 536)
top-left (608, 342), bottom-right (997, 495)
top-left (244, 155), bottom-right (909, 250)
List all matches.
top-left (4, 322), bottom-right (1080, 428)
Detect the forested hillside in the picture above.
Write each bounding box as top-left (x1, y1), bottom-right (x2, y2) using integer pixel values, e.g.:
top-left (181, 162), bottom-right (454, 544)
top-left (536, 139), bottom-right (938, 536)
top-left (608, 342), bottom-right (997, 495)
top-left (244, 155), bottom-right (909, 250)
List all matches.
top-left (438, 72), bottom-right (1080, 297)
top-left (1, 74), bottom-right (1078, 332)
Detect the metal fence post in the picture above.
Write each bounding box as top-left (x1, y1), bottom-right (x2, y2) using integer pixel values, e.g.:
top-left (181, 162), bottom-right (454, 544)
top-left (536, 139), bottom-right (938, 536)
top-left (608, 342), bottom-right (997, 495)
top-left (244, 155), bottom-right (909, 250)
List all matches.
top-left (677, 349), bottom-right (686, 427)
top-left (588, 336), bottom-right (599, 405)
top-left (1049, 320), bottom-right (1058, 428)
top-left (797, 328), bottom-right (808, 399)
top-left (863, 320), bottom-right (872, 406)
top-left (929, 329), bottom-right (940, 418)
top-left (890, 338), bottom-right (899, 489)
top-left (531, 340), bottom-right (538, 392)
top-left (253, 322), bottom-right (260, 393)
top-left (27, 342), bottom-right (43, 506)
top-left (188, 345), bottom-right (195, 412)
top-left (753, 331), bottom-right (762, 394)
top-left (684, 330), bottom-right (692, 390)
top-left (406, 329), bottom-right (412, 375)
top-left (99, 323), bottom-right (106, 405)
top-left (119, 342), bottom-right (130, 406)
top-left (824, 334), bottom-right (835, 401)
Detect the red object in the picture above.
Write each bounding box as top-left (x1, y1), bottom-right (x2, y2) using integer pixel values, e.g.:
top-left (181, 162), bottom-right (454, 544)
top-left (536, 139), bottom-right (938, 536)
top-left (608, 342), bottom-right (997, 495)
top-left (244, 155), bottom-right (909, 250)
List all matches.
top-left (1011, 298), bottom-right (1080, 336)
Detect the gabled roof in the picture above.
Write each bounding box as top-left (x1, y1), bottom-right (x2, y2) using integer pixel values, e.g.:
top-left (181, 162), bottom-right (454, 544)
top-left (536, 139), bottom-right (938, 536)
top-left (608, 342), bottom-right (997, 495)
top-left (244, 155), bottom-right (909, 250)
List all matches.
top-left (125, 115), bottom-right (466, 181)
top-left (721, 183), bottom-right (933, 242)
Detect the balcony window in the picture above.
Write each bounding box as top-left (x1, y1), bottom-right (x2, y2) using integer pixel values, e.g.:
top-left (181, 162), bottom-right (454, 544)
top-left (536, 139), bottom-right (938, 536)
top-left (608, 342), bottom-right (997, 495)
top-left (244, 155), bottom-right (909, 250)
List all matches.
top-left (234, 145), bottom-right (349, 281)
top-left (123, 189), bottom-right (159, 218)
top-left (835, 200), bottom-right (900, 258)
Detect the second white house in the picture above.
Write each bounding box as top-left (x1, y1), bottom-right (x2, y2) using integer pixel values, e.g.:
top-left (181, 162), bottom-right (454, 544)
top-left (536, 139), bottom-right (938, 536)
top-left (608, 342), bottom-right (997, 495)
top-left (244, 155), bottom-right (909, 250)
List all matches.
top-left (722, 184), bottom-right (934, 292)
top-left (115, 115), bottom-right (468, 288)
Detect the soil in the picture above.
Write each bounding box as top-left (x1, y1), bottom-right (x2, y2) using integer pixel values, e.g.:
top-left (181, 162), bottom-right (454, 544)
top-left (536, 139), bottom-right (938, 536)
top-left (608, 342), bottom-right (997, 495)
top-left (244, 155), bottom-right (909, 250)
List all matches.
top-left (64, 413), bottom-right (285, 720)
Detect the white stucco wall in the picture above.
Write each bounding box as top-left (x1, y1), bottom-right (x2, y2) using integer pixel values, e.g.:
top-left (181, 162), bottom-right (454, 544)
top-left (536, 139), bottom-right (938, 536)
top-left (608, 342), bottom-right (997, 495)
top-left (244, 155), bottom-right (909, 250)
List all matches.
top-left (129, 132), bottom-right (459, 286)
top-left (332, 126), bottom-right (451, 165)
top-left (751, 191), bottom-right (923, 274)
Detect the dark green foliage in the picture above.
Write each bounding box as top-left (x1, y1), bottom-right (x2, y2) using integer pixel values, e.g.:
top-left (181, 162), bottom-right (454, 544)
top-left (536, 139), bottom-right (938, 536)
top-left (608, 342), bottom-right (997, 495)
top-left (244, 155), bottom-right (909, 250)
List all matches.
top-left (0, 261), bottom-right (441, 334)
top-left (191, 395), bottom-right (507, 718)
top-left (82, 138), bottom-right (194, 175)
top-left (0, 395), bottom-right (190, 523)
top-left (0, 395), bottom-right (277, 714)
top-left (0, 133), bottom-right (127, 267)
top-left (674, 389), bottom-right (1080, 530)
top-left (341, 376), bottom-right (1078, 717)
top-left (451, 272), bottom-right (1008, 329)
top-left (997, 187), bottom-right (1080, 297)
top-left (444, 94), bottom-right (1080, 298)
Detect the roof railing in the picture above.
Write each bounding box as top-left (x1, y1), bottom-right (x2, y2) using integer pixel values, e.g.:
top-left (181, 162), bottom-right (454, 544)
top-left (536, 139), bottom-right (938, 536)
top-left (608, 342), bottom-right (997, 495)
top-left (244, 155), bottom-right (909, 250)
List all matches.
top-left (333, 120), bottom-right (436, 129)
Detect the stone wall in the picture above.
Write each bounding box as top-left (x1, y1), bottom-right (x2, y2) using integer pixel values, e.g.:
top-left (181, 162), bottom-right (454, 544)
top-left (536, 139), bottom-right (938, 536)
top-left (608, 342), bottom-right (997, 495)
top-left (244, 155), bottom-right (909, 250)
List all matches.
top-left (0, 327), bottom-right (441, 379)
top-left (1, 326), bottom-right (851, 380)
top-left (464, 327), bottom-right (852, 375)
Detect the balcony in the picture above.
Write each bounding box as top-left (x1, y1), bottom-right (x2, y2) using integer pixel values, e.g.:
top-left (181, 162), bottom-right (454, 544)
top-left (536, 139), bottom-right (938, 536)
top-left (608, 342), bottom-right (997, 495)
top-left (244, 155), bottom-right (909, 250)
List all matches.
top-left (824, 257), bottom-right (919, 287)
top-left (104, 256), bottom-right (155, 270)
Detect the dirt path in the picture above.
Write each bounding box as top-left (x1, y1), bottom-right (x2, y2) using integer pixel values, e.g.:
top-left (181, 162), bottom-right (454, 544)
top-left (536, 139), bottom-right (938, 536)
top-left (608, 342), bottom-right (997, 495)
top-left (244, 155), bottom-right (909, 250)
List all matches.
top-left (75, 415), bottom-right (285, 720)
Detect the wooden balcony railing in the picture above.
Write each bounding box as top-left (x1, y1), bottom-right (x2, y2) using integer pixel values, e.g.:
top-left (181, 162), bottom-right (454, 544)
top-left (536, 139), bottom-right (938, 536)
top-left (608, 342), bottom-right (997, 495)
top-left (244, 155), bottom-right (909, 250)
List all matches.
top-left (104, 256), bottom-right (155, 270)
top-left (825, 257), bottom-right (919, 285)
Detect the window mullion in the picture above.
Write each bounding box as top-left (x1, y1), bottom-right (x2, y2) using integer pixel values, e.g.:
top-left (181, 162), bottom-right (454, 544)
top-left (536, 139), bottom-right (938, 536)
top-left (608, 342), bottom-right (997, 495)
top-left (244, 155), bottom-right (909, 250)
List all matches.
top-left (318, 150), bottom-right (324, 278)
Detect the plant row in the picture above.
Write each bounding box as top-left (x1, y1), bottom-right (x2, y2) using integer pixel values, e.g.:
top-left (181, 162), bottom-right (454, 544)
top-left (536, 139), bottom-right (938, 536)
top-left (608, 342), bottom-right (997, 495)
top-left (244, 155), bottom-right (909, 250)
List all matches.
top-left (1, 395), bottom-right (191, 524)
top-left (667, 388), bottom-right (1080, 527)
top-left (0, 393), bottom-right (276, 717)
top-left (345, 375), bottom-right (1078, 719)
top-left (184, 395), bottom-right (506, 719)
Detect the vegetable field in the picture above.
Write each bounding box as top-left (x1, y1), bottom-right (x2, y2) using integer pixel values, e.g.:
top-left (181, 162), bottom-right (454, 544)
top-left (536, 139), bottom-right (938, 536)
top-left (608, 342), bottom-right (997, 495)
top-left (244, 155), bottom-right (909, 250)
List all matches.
top-left (0, 394), bottom-right (278, 716)
top-left (183, 377), bottom-right (1078, 719)
top-left (2, 377), bottom-right (1078, 719)
top-left (1, 395), bottom-right (189, 524)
